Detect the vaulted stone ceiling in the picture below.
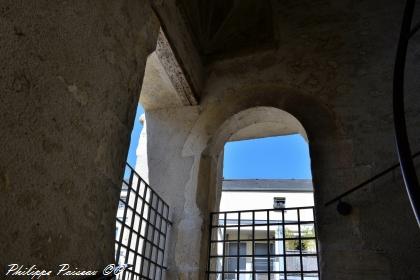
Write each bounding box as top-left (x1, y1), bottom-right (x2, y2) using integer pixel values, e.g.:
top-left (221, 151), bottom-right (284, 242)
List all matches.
top-left (177, 0), bottom-right (275, 58)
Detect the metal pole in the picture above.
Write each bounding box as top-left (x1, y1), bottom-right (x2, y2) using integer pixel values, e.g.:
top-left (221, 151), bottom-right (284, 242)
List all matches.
top-left (393, 0), bottom-right (420, 227)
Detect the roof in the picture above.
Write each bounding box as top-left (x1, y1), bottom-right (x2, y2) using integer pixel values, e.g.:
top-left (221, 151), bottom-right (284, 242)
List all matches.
top-left (222, 179), bottom-right (313, 192)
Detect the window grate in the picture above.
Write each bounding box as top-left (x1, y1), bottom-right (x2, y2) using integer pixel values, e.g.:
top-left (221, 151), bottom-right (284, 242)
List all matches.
top-left (207, 207), bottom-right (319, 280)
top-left (115, 164), bottom-right (171, 280)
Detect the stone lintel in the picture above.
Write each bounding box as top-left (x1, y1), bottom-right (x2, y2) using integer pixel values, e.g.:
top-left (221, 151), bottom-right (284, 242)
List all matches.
top-left (155, 30), bottom-right (198, 106)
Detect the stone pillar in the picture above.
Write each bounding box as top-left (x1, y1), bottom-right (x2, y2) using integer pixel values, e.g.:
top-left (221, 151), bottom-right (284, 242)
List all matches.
top-left (0, 0), bottom-right (159, 274)
top-left (142, 107), bottom-right (203, 279)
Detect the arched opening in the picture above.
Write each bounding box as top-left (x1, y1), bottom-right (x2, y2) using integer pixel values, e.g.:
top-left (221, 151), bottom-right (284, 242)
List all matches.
top-left (5, 2), bottom-right (420, 280)
top-left (199, 107), bottom-right (319, 279)
top-left (194, 106), bottom-right (313, 212)
top-left (147, 85), bottom-right (341, 279)
top-left (114, 28), bottom-right (192, 280)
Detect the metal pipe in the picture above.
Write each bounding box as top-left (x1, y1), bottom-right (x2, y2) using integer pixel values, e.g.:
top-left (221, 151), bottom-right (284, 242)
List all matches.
top-left (393, 0), bottom-right (420, 227)
top-left (324, 151), bottom-right (420, 206)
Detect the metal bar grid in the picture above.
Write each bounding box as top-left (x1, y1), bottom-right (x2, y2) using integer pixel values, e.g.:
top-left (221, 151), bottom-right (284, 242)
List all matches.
top-left (237, 212), bottom-right (241, 280)
top-left (115, 164), bottom-right (171, 280)
top-left (207, 207), bottom-right (319, 280)
top-left (266, 211), bottom-right (271, 279)
top-left (281, 210), bottom-right (287, 280)
top-left (222, 213), bottom-right (227, 280)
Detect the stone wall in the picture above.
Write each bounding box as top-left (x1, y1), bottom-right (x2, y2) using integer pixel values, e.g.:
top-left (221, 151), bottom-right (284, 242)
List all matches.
top-left (0, 0), bottom-right (159, 274)
top-left (1, 0), bottom-right (420, 279)
top-left (143, 0), bottom-right (420, 279)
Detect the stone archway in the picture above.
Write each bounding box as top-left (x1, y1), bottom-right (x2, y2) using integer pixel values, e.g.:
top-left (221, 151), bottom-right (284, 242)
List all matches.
top-left (197, 106), bottom-right (309, 214)
top-left (172, 86), bottom-right (343, 279)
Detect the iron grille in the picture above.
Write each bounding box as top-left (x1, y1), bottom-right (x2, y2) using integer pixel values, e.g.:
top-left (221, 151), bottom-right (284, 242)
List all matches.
top-left (115, 164), bottom-right (171, 280)
top-left (207, 207), bottom-right (319, 280)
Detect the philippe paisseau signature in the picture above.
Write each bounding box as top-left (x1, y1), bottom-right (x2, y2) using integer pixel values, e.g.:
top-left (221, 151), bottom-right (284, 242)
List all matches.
top-left (5, 263), bottom-right (130, 279)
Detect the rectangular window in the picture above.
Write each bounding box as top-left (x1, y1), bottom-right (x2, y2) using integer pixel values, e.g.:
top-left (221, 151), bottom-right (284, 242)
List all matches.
top-left (255, 243), bottom-right (275, 271)
top-left (225, 242), bottom-right (247, 279)
top-left (273, 197), bottom-right (286, 209)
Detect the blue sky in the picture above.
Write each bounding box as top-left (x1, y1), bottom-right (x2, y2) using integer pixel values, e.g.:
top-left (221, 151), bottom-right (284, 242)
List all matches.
top-left (223, 134), bottom-right (312, 179)
top-left (126, 105), bottom-right (144, 167)
top-left (126, 105), bottom-right (312, 179)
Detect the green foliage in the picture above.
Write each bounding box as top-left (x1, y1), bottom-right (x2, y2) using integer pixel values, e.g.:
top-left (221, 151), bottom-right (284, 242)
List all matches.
top-left (285, 227), bottom-right (316, 252)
